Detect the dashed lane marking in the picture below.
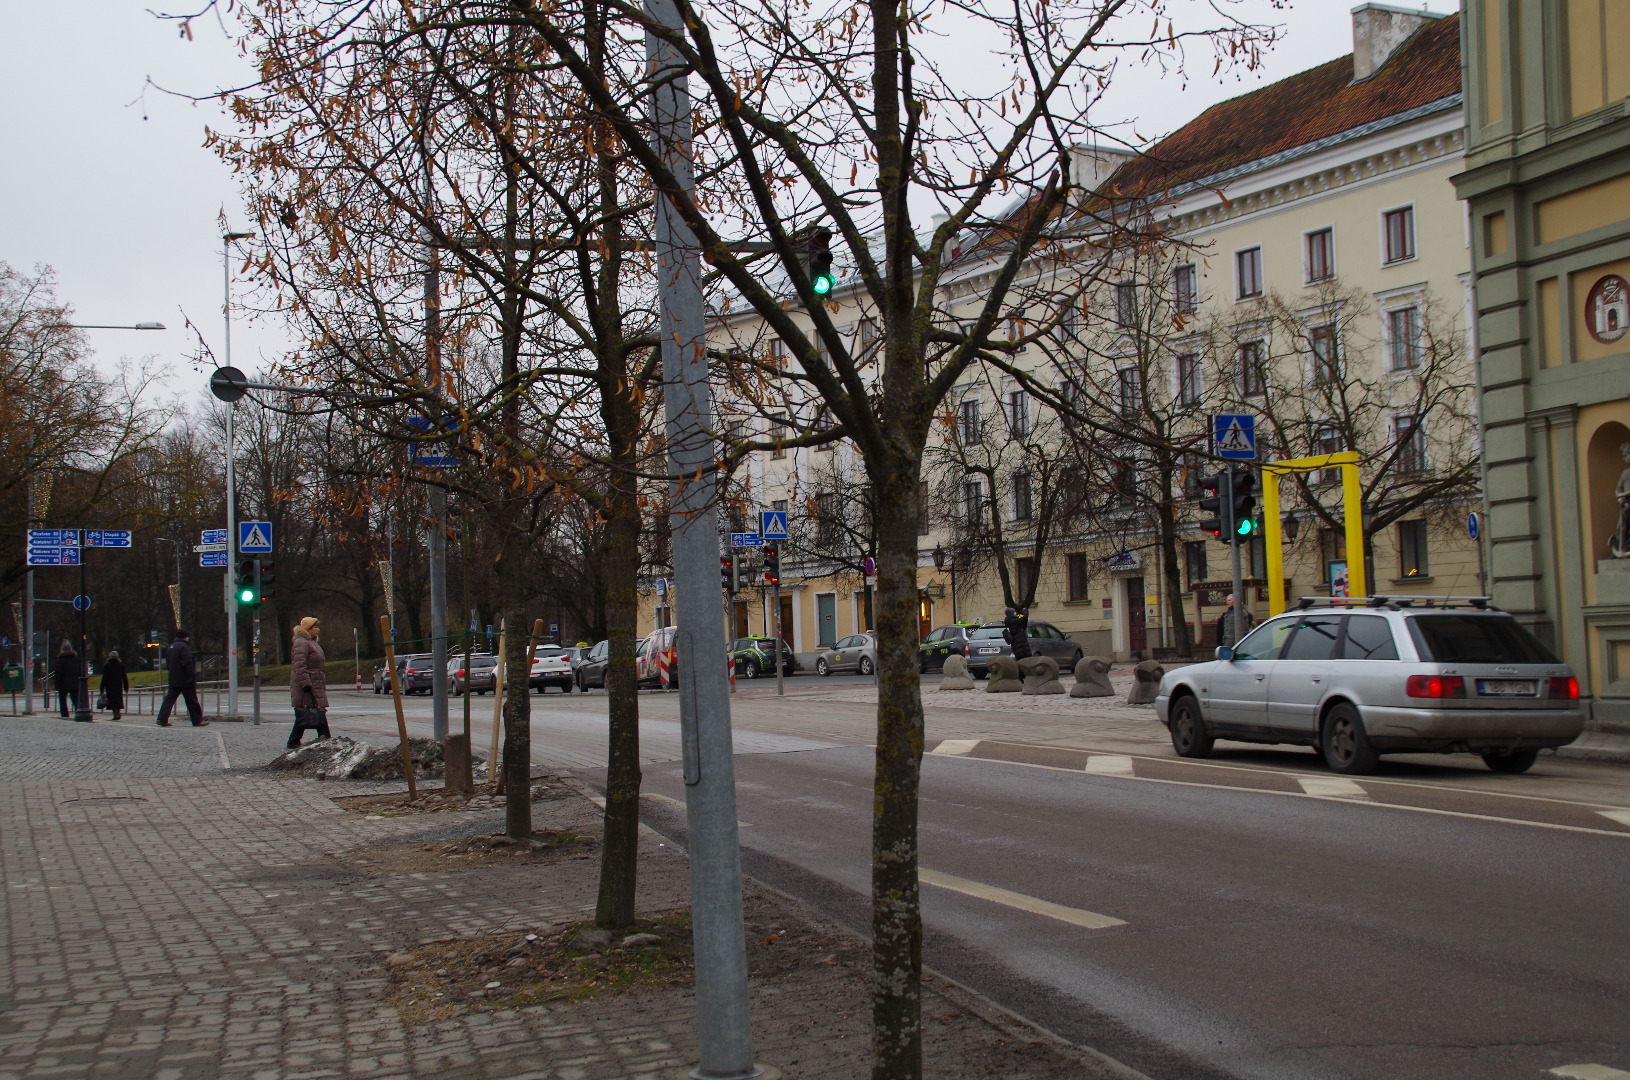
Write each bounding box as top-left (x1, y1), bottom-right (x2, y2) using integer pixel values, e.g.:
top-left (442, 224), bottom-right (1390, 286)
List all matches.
top-left (1084, 754), bottom-right (1135, 777)
top-left (1296, 776), bottom-right (1369, 799)
top-left (1549, 1065), bottom-right (1630, 1079)
top-left (920, 868), bottom-right (1126, 930)
top-left (214, 731), bottom-right (230, 770)
top-left (932, 739), bottom-right (980, 756)
top-left (1597, 809), bottom-right (1630, 828)
top-left (640, 791), bottom-right (750, 826)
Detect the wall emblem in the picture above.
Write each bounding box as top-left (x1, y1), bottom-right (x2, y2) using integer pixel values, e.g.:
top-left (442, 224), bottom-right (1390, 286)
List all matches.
top-left (1586, 274), bottom-right (1630, 345)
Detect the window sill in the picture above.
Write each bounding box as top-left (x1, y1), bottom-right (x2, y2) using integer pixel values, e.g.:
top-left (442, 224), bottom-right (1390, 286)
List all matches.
top-left (1390, 576), bottom-right (1434, 585)
top-left (1382, 255), bottom-right (1419, 268)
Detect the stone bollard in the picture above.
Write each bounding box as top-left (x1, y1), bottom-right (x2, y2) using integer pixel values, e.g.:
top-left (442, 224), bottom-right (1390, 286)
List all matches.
top-left (985, 655), bottom-right (1024, 693)
top-left (444, 733), bottom-right (472, 794)
top-left (1019, 655), bottom-right (1064, 695)
top-left (938, 653), bottom-right (976, 690)
top-left (1126, 659), bottom-right (1165, 705)
top-left (1069, 656), bottom-right (1115, 698)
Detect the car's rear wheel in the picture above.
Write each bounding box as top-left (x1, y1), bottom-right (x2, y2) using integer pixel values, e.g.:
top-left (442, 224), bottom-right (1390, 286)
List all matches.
top-left (1322, 702), bottom-right (1380, 775)
top-left (919, 654), bottom-right (929, 674)
top-left (816, 659), bottom-right (830, 676)
top-left (1170, 695), bottom-right (1214, 759)
top-left (742, 660), bottom-right (759, 679)
top-left (859, 656), bottom-right (874, 676)
top-left (1481, 748), bottom-right (1539, 774)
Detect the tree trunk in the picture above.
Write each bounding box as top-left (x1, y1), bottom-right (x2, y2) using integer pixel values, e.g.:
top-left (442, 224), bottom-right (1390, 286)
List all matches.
top-left (1155, 475), bottom-right (1194, 657)
top-left (596, 464), bottom-right (643, 927)
top-left (502, 595), bottom-right (532, 838)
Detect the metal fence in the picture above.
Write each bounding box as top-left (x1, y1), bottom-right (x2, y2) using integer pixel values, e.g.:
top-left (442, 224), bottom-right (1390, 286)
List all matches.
top-left (6, 678), bottom-right (232, 718)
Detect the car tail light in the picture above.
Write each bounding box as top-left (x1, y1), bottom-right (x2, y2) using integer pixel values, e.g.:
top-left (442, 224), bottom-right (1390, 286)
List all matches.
top-left (1406, 674), bottom-right (1466, 699)
top-left (456, 669), bottom-right (466, 678)
top-left (1549, 676), bottom-right (1579, 700)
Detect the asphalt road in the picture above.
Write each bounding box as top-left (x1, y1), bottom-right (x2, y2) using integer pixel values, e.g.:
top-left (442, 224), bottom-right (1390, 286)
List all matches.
top-left (633, 744), bottom-right (1630, 1080)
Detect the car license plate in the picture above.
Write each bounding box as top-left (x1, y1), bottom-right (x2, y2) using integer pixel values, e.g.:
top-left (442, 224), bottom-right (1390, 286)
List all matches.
top-left (1477, 679), bottom-right (1535, 696)
top-left (977, 647), bottom-right (1000, 654)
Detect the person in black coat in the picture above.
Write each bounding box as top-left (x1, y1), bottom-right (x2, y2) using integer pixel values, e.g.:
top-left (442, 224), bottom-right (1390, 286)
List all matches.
top-left (54, 642), bottom-right (82, 718)
top-left (155, 629), bottom-right (207, 727)
top-left (1003, 606), bottom-right (1032, 661)
top-left (100, 649), bottom-right (128, 720)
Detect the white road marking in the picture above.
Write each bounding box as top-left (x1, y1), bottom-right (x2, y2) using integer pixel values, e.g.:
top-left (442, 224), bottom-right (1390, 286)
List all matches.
top-left (214, 731), bottom-right (230, 770)
top-left (1549, 1065), bottom-right (1630, 1079)
top-left (932, 739), bottom-right (980, 756)
top-left (640, 791), bottom-right (747, 825)
top-left (1296, 776), bottom-right (1369, 799)
top-left (1084, 755), bottom-right (1135, 777)
top-left (1597, 809), bottom-right (1630, 829)
top-left (920, 868), bottom-right (1125, 930)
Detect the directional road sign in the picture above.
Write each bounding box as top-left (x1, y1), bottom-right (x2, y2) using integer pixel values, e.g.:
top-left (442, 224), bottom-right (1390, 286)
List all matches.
top-left (72, 595), bottom-right (92, 612)
top-left (1213, 413), bottom-right (1257, 460)
top-left (407, 416), bottom-right (459, 468)
top-left (201, 528), bottom-right (228, 545)
top-left (193, 543), bottom-right (227, 553)
top-left (200, 551), bottom-right (229, 568)
top-left (1467, 512), bottom-right (1480, 540)
top-left (84, 530), bottom-right (132, 548)
top-left (760, 510), bottom-right (789, 541)
top-left (730, 533), bottom-right (764, 548)
top-left (239, 521), bottom-right (273, 553)
top-left (27, 547), bottom-right (80, 566)
top-left (28, 529), bottom-right (79, 546)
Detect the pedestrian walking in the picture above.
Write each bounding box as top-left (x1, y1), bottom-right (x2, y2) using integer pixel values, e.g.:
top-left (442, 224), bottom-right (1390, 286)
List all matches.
top-left (54, 642), bottom-right (82, 718)
top-left (155, 629), bottom-right (208, 727)
top-left (1216, 593), bottom-right (1254, 649)
top-left (287, 617), bottom-right (331, 749)
top-left (100, 649), bottom-right (128, 721)
top-left (1003, 605), bottom-right (1032, 661)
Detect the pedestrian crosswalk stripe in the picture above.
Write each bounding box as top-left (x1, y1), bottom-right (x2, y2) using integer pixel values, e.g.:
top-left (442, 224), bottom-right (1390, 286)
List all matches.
top-left (1083, 755), bottom-right (1135, 776)
top-left (1549, 1065), bottom-right (1630, 1079)
top-left (931, 739), bottom-right (980, 756)
top-left (1297, 776), bottom-right (1370, 799)
top-left (1596, 809), bottom-right (1630, 828)
top-left (920, 868), bottom-right (1125, 929)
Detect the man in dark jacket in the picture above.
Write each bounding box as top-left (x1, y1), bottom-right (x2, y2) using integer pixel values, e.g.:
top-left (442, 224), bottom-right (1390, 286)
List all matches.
top-left (54, 642), bottom-right (82, 718)
top-left (1003, 606), bottom-right (1032, 661)
top-left (155, 629), bottom-right (208, 727)
top-left (1216, 593), bottom-right (1253, 649)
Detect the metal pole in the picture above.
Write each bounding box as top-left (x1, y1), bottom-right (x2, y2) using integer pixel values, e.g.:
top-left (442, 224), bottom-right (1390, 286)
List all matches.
top-left (253, 559), bottom-right (262, 726)
top-left (1226, 470), bottom-right (1245, 645)
top-left (74, 543), bottom-right (92, 722)
top-left (22, 437), bottom-right (34, 714)
top-left (430, 489), bottom-right (449, 741)
top-left (648, 0), bottom-right (758, 1071)
top-left (223, 236), bottom-right (240, 719)
top-left (772, 571), bottom-right (784, 698)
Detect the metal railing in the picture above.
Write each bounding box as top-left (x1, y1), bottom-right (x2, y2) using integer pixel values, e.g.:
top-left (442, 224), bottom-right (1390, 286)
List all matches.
top-left (5, 678), bottom-right (232, 718)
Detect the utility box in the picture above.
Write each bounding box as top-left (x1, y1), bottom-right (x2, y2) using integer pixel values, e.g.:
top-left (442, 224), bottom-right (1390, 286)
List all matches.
top-left (2, 665), bottom-right (23, 692)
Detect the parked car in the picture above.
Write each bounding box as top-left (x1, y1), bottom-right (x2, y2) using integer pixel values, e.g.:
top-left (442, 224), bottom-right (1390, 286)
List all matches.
top-left (530, 646), bottom-right (575, 693)
top-left (373, 654), bottom-right (432, 694)
top-left (963, 621), bottom-right (1082, 678)
top-left (730, 637), bottom-right (795, 679)
top-left (1154, 597), bottom-right (1586, 775)
top-left (556, 646), bottom-right (588, 673)
top-left (576, 640), bottom-right (610, 691)
top-left (636, 626), bottom-right (679, 687)
top-left (450, 654), bottom-right (499, 695)
top-left (917, 622), bottom-right (985, 673)
top-left (815, 633), bottom-right (877, 676)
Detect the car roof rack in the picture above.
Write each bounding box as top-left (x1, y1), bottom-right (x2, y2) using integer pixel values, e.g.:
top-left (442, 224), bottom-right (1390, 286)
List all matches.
top-left (1293, 595), bottom-right (1500, 612)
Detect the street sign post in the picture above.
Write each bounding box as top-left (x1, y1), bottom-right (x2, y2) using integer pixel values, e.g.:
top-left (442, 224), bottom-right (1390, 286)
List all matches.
top-left (28, 529), bottom-right (80, 546)
top-left (730, 532), bottom-right (764, 548)
top-left (83, 530), bottom-right (131, 548)
top-left (72, 595), bottom-right (92, 612)
top-left (200, 552), bottom-right (228, 568)
top-left (239, 521), bottom-right (273, 553)
top-left (1213, 413), bottom-right (1257, 459)
top-left (27, 547), bottom-right (80, 566)
top-left (760, 510), bottom-right (789, 540)
top-left (193, 543), bottom-right (227, 553)
top-left (201, 528), bottom-right (228, 545)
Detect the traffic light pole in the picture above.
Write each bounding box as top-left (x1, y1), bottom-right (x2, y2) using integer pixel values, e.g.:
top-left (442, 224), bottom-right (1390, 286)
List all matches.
top-left (252, 558), bottom-right (262, 726)
top-left (1226, 470), bottom-right (1245, 646)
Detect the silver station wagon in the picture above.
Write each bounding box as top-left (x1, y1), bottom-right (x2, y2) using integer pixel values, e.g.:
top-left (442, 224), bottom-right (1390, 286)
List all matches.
top-left (1153, 597), bottom-right (1585, 775)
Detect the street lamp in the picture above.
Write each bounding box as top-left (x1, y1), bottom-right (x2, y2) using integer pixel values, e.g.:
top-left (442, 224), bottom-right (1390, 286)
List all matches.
top-left (48, 322), bottom-right (166, 330)
top-left (221, 230), bottom-right (254, 719)
top-left (932, 545), bottom-right (958, 622)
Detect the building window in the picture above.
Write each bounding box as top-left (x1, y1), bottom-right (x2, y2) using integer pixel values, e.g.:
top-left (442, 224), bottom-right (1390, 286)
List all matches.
top-left (1116, 367), bottom-right (1143, 417)
top-left (961, 478), bottom-right (984, 526)
top-left (1056, 298), bottom-right (1083, 343)
top-left (1067, 552), bottom-right (1091, 601)
top-left (767, 338), bottom-right (788, 367)
top-left (1394, 414), bottom-right (1426, 473)
top-left (958, 397), bottom-right (982, 445)
top-left (1236, 247), bottom-right (1263, 299)
top-left (813, 407), bottom-right (834, 451)
top-left (1398, 519), bottom-right (1429, 578)
top-left (815, 492), bottom-right (841, 546)
top-left (1306, 227), bottom-right (1334, 282)
top-left (1312, 424), bottom-right (1343, 484)
top-left (1240, 340), bottom-right (1266, 397)
top-left (1014, 557), bottom-right (1038, 602)
top-left (1009, 471), bottom-right (1033, 522)
top-left (1309, 324), bottom-right (1339, 385)
top-left (1007, 389), bottom-right (1030, 437)
top-left (1113, 462), bottom-right (1136, 508)
top-left (1184, 540), bottom-right (1207, 587)
top-left (770, 418), bottom-right (789, 458)
top-left (1175, 352), bottom-right (1201, 406)
top-left (1181, 452), bottom-right (1206, 498)
top-left (1173, 264), bottom-right (1198, 314)
top-left (1383, 206), bottom-right (1416, 264)
top-left (1004, 316), bottom-right (1028, 351)
top-left (771, 498), bottom-right (788, 512)
top-left (917, 481), bottom-right (930, 535)
top-left (857, 317), bottom-right (878, 351)
top-left (1387, 306), bottom-right (1421, 370)
top-left (1114, 281), bottom-right (1137, 326)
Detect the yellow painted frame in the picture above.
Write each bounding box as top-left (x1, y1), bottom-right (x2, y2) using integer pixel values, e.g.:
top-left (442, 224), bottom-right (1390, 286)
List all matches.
top-left (1262, 451), bottom-right (1365, 615)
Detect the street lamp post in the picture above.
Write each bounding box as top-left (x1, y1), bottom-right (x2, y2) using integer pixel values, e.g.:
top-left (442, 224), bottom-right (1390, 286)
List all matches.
top-left (223, 231), bottom-right (253, 719)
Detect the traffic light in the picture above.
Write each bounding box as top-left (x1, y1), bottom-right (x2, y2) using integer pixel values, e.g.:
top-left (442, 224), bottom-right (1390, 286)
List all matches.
top-left (235, 558), bottom-right (257, 606)
top-left (1230, 469), bottom-right (1259, 539)
top-left (1197, 473), bottom-right (1227, 541)
top-left (257, 559), bottom-right (276, 606)
top-left (721, 553), bottom-right (737, 593)
top-left (763, 545), bottom-right (780, 585)
top-left (805, 228), bottom-right (835, 296)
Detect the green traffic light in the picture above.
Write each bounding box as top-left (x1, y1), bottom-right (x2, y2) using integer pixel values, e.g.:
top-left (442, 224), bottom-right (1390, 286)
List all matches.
top-left (812, 272), bottom-right (834, 295)
top-left (239, 588), bottom-right (256, 603)
top-left (1236, 518), bottom-right (1259, 537)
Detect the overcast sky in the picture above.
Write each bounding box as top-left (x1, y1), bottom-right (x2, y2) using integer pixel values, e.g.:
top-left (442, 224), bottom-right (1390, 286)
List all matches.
top-left (0, 1), bottom-right (1450, 402)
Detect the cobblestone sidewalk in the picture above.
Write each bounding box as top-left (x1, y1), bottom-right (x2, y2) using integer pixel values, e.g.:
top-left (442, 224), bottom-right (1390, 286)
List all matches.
top-left (0, 725), bottom-right (1116, 1079)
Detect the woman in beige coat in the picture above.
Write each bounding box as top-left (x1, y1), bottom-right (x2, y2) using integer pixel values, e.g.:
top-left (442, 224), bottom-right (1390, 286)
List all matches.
top-left (287, 617), bottom-right (331, 748)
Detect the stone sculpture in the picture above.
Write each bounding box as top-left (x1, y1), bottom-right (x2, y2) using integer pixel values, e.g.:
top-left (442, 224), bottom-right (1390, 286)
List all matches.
top-left (1126, 658), bottom-right (1165, 705)
top-left (1019, 655), bottom-right (1064, 695)
top-left (984, 654), bottom-right (1023, 693)
top-left (1069, 656), bottom-right (1115, 698)
top-left (938, 653), bottom-right (976, 690)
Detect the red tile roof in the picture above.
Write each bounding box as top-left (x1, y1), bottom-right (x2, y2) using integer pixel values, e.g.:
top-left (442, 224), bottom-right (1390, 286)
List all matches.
top-left (1106, 13), bottom-right (1462, 199)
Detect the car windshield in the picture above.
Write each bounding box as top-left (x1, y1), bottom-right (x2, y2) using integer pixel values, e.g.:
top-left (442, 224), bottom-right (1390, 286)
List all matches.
top-left (1232, 617), bottom-right (1297, 661)
top-left (969, 627), bottom-right (1007, 640)
top-left (1408, 615), bottom-right (1560, 664)
top-left (471, 657), bottom-right (497, 669)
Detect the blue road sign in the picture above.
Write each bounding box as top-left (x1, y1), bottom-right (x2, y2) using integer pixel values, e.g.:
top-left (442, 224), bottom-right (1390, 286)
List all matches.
top-left (760, 510), bottom-right (789, 541)
top-left (84, 530), bottom-right (132, 548)
top-left (239, 521), bottom-right (273, 553)
top-left (548, 621), bottom-right (560, 637)
top-left (1467, 512), bottom-right (1480, 540)
top-left (27, 547), bottom-right (80, 566)
top-left (1213, 414), bottom-right (1257, 459)
top-left (201, 528), bottom-right (228, 545)
top-left (731, 532), bottom-right (764, 547)
top-left (200, 551), bottom-right (229, 568)
top-left (72, 595), bottom-right (92, 612)
top-left (863, 556), bottom-right (876, 576)
top-left (27, 529), bottom-right (79, 546)
top-left (407, 416), bottom-right (459, 467)
top-left (656, 577), bottom-right (668, 597)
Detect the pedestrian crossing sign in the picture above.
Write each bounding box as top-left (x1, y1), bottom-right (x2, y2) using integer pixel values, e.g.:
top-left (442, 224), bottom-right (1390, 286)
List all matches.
top-left (1213, 414), bottom-right (1257, 460)
top-left (239, 521), bottom-right (273, 553)
top-left (760, 510), bottom-right (789, 541)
